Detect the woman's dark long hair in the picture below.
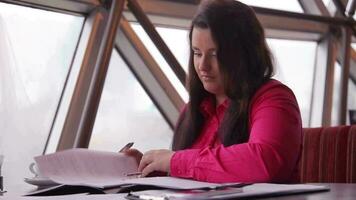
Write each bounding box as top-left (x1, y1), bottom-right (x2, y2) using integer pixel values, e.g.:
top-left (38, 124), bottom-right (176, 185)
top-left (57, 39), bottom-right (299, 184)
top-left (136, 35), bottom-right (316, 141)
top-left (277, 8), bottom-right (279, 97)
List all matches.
top-left (173, 0), bottom-right (274, 150)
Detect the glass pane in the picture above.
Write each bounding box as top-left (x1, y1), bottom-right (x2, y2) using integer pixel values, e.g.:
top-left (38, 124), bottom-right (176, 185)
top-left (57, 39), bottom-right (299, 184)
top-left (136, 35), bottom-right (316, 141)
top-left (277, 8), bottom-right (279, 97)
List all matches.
top-left (267, 39), bottom-right (317, 127)
top-left (348, 80), bottom-right (356, 124)
top-left (239, 0), bottom-right (303, 13)
top-left (0, 3), bottom-right (83, 192)
top-left (157, 27), bottom-right (190, 72)
top-left (322, 0), bottom-right (331, 7)
top-left (131, 24), bottom-right (189, 102)
top-left (331, 63), bottom-right (342, 126)
top-left (352, 43), bottom-right (356, 49)
top-left (89, 51), bottom-right (173, 153)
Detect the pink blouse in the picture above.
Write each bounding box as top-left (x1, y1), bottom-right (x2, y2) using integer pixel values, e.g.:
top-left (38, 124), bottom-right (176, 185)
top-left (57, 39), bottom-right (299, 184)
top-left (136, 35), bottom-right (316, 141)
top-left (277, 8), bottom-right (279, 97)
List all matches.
top-left (170, 79), bottom-right (302, 183)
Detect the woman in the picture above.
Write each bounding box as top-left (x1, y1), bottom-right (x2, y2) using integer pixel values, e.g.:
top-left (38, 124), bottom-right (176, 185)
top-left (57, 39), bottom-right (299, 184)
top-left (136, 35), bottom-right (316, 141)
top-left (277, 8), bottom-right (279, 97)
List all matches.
top-left (126, 0), bottom-right (302, 183)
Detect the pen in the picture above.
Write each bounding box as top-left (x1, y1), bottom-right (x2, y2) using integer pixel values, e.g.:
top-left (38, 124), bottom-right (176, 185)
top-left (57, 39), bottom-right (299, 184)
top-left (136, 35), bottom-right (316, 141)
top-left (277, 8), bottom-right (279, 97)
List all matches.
top-left (213, 182), bottom-right (253, 190)
top-left (125, 172), bottom-right (142, 177)
top-left (0, 155), bottom-right (4, 192)
top-left (126, 193), bottom-right (167, 200)
top-left (119, 142), bottom-right (134, 153)
top-left (0, 155), bottom-right (3, 176)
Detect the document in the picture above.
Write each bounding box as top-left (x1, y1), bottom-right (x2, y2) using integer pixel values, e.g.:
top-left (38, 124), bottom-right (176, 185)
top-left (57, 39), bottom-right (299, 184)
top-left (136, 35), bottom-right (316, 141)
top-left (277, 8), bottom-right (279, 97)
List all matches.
top-left (128, 183), bottom-right (330, 199)
top-left (1, 193), bottom-right (128, 200)
top-left (34, 148), bottom-right (138, 188)
top-left (223, 183), bottom-right (329, 199)
top-left (27, 148), bottom-right (244, 196)
top-left (26, 149), bottom-right (330, 198)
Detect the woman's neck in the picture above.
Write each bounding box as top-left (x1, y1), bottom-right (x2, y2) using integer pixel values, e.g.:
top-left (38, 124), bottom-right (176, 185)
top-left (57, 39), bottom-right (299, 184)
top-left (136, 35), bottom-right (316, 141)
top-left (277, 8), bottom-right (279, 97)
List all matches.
top-left (215, 94), bottom-right (227, 107)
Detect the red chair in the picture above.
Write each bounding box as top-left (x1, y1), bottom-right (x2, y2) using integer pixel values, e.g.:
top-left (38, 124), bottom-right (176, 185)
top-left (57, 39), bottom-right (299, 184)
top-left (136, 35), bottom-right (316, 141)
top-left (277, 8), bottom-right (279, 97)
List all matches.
top-left (299, 125), bottom-right (356, 183)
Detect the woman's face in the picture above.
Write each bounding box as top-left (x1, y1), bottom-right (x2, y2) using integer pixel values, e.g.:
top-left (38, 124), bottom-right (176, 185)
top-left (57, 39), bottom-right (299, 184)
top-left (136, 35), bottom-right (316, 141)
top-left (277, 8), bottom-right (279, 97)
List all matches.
top-left (192, 27), bottom-right (224, 97)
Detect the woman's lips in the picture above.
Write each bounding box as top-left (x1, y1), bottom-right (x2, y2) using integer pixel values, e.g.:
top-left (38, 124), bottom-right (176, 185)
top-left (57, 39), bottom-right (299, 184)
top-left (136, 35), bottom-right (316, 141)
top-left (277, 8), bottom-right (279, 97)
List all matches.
top-left (201, 75), bottom-right (214, 81)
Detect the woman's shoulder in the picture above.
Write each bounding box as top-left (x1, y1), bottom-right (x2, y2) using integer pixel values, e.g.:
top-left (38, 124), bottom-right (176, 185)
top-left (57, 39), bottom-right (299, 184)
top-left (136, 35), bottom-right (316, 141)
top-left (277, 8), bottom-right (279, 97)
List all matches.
top-left (250, 79), bottom-right (298, 107)
top-left (257, 78), bottom-right (292, 92)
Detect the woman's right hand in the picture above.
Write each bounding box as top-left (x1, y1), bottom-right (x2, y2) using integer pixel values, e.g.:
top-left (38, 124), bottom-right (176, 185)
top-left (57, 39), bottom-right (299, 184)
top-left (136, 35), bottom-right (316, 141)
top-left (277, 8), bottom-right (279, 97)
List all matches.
top-left (122, 148), bottom-right (143, 166)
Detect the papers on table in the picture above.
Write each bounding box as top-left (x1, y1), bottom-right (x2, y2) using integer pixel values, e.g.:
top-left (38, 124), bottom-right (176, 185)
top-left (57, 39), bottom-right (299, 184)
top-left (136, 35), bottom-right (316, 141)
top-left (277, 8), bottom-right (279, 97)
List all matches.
top-left (128, 183), bottom-right (330, 200)
top-left (28, 148), bottom-right (330, 199)
top-left (0, 193), bottom-right (128, 200)
top-left (34, 148), bottom-right (138, 188)
top-left (30, 149), bottom-right (244, 194)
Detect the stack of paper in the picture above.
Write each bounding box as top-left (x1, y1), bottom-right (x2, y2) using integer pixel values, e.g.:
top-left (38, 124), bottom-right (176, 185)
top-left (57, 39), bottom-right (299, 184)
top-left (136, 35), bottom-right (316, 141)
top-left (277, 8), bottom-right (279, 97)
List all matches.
top-left (26, 148), bottom-right (329, 199)
top-left (128, 183), bottom-right (330, 199)
top-left (27, 149), bottom-right (244, 195)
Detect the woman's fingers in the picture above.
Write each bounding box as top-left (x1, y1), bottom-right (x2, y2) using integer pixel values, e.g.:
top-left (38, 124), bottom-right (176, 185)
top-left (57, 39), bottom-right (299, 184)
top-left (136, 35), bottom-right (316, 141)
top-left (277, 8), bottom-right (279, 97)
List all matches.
top-left (141, 163), bottom-right (156, 177)
top-left (138, 151), bottom-right (153, 172)
top-left (124, 149), bottom-right (143, 158)
top-left (137, 150), bottom-right (174, 177)
top-left (122, 148), bottom-right (143, 165)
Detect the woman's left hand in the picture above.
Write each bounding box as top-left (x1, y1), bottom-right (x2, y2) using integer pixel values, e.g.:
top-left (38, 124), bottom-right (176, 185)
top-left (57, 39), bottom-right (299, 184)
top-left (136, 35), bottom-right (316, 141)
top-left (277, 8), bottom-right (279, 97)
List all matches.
top-left (138, 149), bottom-right (175, 177)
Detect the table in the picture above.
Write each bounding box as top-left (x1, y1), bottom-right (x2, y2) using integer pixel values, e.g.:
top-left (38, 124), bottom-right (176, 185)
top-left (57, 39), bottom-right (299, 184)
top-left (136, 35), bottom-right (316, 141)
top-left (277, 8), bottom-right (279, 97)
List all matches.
top-left (0, 183), bottom-right (355, 199)
top-left (254, 183), bottom-right (355, 200)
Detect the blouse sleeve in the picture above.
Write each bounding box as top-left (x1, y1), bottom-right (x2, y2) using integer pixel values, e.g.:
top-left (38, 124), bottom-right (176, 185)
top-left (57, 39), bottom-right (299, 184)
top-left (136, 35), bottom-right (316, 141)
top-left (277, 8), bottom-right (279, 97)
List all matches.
top-left (170, 84), bottom-right (302, 183)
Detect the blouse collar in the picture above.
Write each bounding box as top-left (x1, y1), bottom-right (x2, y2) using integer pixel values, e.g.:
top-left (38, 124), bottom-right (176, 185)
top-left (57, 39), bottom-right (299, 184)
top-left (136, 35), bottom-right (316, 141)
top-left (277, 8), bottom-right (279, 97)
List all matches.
top-left (200, 96), bottom-right (229, 118)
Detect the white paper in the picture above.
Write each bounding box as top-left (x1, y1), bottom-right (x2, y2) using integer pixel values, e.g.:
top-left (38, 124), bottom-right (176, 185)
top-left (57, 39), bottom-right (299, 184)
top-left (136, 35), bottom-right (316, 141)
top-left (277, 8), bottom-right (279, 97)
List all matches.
top-left (208, 183), bottom-right (329, 199)
top-left (122, 176), bottom-right (240, 190)
top-left (0, 193), bottom-right (127, 200)
top-left (34, 148), bottom-right (138, 188)
top-left (131, 188), bottom-right (243, 199)
top-left (32, 149), bottom-right (242, 191)
top-left (129, 183), bottom-right (329, 200)
top-left (0, 155), bottom-right (3, 176)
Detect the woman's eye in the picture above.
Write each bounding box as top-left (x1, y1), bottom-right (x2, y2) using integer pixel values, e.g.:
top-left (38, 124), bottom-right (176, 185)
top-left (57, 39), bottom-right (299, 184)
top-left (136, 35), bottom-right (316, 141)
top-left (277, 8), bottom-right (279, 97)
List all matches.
top-left (210, 51), bottom-right (217, 56)
top-left (193, 51), bottom-right (202, 57)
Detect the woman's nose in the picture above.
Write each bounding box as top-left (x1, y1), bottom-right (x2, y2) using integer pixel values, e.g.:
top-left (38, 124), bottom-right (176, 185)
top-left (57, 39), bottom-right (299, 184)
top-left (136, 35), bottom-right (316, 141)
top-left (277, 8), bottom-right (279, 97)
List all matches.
top-left (198, 56), bottom-right (211, 71)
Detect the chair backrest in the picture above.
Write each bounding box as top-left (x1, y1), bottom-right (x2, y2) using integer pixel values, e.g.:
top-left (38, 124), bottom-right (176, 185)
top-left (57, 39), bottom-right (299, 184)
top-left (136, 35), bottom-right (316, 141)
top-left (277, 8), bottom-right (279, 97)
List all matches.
top-left (299, 125), bottom-right (356, 183)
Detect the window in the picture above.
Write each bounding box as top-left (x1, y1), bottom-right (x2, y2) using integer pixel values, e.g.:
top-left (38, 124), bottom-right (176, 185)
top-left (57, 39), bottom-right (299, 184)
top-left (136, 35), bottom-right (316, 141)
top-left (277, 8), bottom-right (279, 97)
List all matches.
top-left (131, 24), bottom-right (189, 102)
top-left (322, 0), bottom-right (331, 7)
top-left (348, 80), bottom-right (356, 124)
top-left (156, 27), bottom-right (189, 72)
top-left (348, 80), bottom-right (356, 109)
top-left (267, 39), bottom-right (317, 127)
top-left (352, 43), bottom-right (356, 49)
top-left (331, 62), bottom-right (342, 126)
top-left (239, 0), bottom-right (303, 13)
top-left (0, 2), bottom-right (83, 191)
top-left (89, 51), bottom-right (173, 153)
